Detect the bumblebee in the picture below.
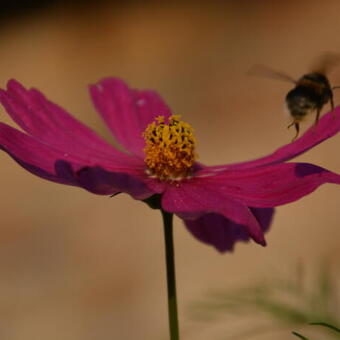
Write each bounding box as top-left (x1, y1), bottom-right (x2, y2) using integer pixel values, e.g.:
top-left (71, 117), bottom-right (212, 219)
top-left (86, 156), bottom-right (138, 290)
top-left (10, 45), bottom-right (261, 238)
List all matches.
top-left (285, 72), bottom-right (334, 140)
top-left (250, 53), bottom-right (339, 140)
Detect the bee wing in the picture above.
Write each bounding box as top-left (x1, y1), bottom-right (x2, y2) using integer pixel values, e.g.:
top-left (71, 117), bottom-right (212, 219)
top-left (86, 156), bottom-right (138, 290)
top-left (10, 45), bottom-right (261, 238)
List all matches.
top-left (311, 52), bottom-right (340, 74)
top-left (248, 64), bottom-right (297, 84)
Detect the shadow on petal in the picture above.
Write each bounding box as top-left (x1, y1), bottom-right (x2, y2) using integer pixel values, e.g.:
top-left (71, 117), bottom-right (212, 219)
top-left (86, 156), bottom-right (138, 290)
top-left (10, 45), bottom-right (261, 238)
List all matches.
top-left (184, 207), bottom-right (274, 252)
top-left (75, 165), bottom-right (155, 199)
top-left (294, 163), bottom-right (325, 177)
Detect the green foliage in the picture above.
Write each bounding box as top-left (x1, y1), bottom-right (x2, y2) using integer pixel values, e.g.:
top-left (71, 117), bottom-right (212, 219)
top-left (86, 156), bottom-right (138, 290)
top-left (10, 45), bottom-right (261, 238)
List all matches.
top-left (292, 331), bottom-right (310, 340)
top-left (191, 263), bottom-right (339, 339)
top-left (310, 321), bottom-right (340, 333)
top-left (292, 322), bottom-right (340, 340)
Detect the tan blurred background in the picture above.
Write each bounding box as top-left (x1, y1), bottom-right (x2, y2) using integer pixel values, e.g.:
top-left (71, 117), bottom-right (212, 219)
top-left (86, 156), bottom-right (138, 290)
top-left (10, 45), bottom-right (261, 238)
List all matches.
top-left (0, 1), bottom-right (339, 339)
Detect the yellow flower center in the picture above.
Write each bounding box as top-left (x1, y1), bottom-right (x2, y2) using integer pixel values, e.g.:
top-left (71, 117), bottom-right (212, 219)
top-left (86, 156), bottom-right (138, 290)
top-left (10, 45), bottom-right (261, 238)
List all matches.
top-left (143, 115), bottom-right (197, 180)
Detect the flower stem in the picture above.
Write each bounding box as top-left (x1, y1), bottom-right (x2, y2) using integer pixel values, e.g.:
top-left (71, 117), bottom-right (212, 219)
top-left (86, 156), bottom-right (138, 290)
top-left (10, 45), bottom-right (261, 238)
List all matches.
top-left (161, 210), bottom-right (180, 340)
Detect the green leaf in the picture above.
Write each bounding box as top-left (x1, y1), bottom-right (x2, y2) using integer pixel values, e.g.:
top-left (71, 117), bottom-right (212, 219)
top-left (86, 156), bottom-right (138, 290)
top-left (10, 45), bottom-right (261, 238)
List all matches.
top-left (310, 322), bottom-right (340, 333)
top-left (292, 331), bottom-right (311, 340)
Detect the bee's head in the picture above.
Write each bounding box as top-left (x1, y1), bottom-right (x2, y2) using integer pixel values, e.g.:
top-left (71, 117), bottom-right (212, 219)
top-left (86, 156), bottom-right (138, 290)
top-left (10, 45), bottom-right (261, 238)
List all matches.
top-left (285, 88), bottom-right (317, 118)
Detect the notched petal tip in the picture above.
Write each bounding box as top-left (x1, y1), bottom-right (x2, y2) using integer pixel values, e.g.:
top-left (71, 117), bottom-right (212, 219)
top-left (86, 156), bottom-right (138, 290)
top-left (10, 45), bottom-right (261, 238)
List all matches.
top-left (258, 237), bottom-right (267, 247)
top-left (7, 78), bottom-right (25, 90)
top-left (250, 229), bottom-right (267, 247)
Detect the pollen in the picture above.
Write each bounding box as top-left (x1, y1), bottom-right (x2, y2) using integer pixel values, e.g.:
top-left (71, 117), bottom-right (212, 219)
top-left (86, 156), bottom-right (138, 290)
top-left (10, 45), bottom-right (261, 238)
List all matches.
top-left (143, 115), bottom-right (197, 180)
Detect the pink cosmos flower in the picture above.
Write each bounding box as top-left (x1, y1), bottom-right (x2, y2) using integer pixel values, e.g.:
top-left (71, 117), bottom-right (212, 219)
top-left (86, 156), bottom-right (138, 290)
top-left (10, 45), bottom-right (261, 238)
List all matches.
top-left (0, 78), bottom-right (339, 252)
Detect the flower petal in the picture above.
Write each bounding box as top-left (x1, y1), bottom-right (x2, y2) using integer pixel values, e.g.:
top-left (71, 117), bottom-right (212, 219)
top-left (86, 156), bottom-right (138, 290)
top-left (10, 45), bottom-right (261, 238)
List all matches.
top-left (0, 122), bottom-right (82, 184)
top-left (0, 123), bottom-right (157, 198)
top-left (195, 162), bottom-right (340, 207)
top-left (76, 165), bottom-right (158, 199)
top-left (184, 208), bottom-right (274, 252)
top-left (89, 78), bottom-right (172, 157)
top-left (0, 79), bottom-right (137, 167)
top-left (202, 108), bottom-right (340, 173)
top-left (161, 181), bottom-right (266, 246)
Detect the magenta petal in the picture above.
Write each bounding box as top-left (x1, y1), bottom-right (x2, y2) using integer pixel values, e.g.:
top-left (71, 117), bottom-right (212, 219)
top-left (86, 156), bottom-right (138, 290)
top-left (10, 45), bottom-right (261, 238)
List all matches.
top-left (161, 181), bottom-right (266, 246)
top-left (0, 123), bottom-right (156, 198)
top-left (184, 208), bottom-right (274, 252)
top-left (0, 122), bottom-right (83, 184)
top-left (56, 160), bottom-right (157, 199)
top-left (76, 165), bottom-right (156, 199)
top-left (196, 162), bottom-right (340, 207)
top-left (0, 79), bottom-right (137, 166)
top-left (203, 108), bottom-right (340, 172)
top-left (89, 78), bottom-right (172, 157)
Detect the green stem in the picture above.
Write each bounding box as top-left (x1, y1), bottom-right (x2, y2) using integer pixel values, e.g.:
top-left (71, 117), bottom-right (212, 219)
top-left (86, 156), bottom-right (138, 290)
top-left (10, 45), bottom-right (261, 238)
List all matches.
top-left (161, 210), bottom-right (180, 340)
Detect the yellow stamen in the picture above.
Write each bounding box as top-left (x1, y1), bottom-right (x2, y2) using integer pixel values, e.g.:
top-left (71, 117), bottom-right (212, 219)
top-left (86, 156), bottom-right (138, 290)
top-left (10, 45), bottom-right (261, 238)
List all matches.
top-left (143, 115), bottom-right (197, 180)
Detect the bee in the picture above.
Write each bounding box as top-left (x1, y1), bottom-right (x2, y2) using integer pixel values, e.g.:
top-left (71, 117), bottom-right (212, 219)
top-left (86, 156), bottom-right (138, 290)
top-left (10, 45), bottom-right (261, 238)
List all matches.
top-left (286, 72), bottom-right (334, 140)
top-left (250, 54), bottom-right (339, 141)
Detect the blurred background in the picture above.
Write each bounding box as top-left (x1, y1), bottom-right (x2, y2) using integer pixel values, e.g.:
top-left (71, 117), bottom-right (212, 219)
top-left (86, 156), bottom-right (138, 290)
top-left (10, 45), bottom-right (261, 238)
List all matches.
top-left (0, 0), bottom-right (339, 339)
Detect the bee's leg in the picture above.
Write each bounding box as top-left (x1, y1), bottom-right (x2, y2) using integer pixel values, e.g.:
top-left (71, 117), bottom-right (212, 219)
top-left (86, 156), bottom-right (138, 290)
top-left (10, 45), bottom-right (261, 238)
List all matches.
top-left (314, 108), bottom-right (321, 126)
top-left (330, 95), bottom-right (334, 111)
top-left (287, 121), bottom-right (299, 141)
top-left (330, 95), bottom-right (336, 118)
top-left (291, 123), bottom-right (300, 142)
top-left (287, 121), bottom-right (295, 129)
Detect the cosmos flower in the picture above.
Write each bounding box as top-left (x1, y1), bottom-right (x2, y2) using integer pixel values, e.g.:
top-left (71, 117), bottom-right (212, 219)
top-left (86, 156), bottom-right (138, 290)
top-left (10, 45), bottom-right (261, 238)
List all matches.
top-left (0, 78), bottom-right (339, 252)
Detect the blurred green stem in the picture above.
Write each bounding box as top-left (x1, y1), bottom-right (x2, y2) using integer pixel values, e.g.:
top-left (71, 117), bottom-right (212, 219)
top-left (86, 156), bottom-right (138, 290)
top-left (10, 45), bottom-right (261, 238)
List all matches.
top-left (161, 210), bottom-right (180, 340)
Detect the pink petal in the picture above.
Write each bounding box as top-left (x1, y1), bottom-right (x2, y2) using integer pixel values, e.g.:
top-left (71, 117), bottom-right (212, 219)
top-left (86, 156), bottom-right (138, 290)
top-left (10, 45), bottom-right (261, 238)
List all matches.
top-left (184, 208), bottom-right (274, 252)
top-left (161, 181), bottom-right (266, 246)
top-left (0, 122), bottom-right (82, 184)
top-left (0, 123), bottom-right (156, 198)
top-left (76, 166), bottom-right (159, 199)
top-left (195, 162), bottom-right (340, 207)
top-left (89, 78), bottom-right (172, 158)
top-left (0, 79), bottom-right (136, 167)
top-left (203, 108), bottom-right (340, 173)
